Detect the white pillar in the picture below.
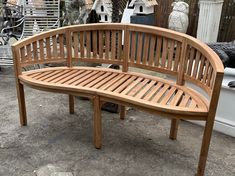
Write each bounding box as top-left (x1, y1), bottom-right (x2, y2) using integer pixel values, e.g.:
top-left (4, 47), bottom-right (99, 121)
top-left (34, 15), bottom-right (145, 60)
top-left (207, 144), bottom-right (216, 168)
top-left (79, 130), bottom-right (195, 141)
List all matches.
top-left (197, 0), bottom-right (224, 43)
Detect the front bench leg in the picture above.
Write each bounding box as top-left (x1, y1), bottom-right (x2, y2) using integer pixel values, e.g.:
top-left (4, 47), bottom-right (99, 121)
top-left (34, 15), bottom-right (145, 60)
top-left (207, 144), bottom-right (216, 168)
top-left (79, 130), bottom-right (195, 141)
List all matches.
top-left (69, 95), bottom-right (74, 114)
top-left (93, 96), bottom-right (102, 149)
top-left (197, 118), bottom-right (215, 176)
top-left (16, 82), bottom-right (27, 126)
top-left (169, 119), bottom-right (180, 140)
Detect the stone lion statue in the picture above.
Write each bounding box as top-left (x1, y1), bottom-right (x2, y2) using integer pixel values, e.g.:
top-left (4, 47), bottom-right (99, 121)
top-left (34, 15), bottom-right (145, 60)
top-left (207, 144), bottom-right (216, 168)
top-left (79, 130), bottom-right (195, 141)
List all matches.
top-left (168, 1), bottom-right (189, 33)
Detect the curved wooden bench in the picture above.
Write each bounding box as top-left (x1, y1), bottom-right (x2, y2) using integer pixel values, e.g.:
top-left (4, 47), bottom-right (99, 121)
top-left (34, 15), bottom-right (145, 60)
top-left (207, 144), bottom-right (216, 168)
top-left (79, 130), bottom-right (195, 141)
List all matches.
top-left (12, 24), bottom-right (224, 176)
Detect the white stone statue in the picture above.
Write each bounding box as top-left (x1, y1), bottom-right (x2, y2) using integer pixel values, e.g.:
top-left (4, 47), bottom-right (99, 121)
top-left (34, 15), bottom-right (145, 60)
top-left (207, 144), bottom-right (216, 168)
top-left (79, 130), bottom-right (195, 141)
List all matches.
top-left (168, 1), bottom-right (189, 33)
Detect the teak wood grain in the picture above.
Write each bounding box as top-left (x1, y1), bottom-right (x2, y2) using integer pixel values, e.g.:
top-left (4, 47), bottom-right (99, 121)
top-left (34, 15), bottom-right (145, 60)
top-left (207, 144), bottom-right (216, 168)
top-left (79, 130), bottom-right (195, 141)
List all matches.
top-left (12, 23), bottom-right (224, 176)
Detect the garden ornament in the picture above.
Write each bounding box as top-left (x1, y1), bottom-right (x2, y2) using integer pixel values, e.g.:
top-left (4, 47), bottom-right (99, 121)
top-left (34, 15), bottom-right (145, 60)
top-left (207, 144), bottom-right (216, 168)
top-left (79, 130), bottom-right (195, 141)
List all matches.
top-left (168, 1), bottom-right (189, 33)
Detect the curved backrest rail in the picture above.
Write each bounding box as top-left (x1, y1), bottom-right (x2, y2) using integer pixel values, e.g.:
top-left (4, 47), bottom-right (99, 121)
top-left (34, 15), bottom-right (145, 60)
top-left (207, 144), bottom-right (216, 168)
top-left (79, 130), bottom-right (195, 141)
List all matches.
top-left (12, 23), bottom-right (224, 100)
top-left (12, 28), bottom-right (69, 69)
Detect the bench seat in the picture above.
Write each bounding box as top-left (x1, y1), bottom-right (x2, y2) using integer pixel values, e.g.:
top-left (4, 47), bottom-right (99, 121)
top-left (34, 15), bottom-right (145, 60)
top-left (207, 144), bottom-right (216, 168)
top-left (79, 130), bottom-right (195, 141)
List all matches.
top-left (19, 67), bottom-right (209, 118)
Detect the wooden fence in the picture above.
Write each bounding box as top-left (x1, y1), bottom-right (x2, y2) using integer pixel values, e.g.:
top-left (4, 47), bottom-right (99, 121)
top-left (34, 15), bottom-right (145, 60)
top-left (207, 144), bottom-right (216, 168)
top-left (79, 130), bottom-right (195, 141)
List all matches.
top-left (217, 0), bottom-right (235, 42)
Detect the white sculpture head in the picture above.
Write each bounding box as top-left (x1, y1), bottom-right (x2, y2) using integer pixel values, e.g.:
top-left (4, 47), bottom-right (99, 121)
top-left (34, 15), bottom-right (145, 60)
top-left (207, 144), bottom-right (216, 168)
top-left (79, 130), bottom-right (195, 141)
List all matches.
top-left (171, 1), bottom-right (189, 14)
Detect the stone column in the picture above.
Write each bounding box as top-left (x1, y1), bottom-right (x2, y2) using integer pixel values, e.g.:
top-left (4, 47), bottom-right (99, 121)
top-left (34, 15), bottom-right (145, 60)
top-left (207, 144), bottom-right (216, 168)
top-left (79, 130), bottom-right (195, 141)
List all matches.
top-left (197, 0), bottom-right (224, 43)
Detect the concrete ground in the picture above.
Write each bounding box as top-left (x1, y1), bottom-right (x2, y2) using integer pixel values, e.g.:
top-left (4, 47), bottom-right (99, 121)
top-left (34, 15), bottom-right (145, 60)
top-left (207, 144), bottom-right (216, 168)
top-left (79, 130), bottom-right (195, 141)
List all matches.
top-left (0, 67), bottom-right (235, 176)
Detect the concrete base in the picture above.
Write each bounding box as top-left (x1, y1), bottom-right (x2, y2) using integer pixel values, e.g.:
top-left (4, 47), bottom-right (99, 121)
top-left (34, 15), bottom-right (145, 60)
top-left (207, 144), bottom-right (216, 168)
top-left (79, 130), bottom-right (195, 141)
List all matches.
top-left (0, 67), bottom-right (234, 176)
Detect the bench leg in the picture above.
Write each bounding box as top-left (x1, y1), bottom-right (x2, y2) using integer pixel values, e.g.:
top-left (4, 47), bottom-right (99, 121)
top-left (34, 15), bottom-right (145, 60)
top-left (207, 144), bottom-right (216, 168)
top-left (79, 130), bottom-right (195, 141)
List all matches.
top-left (93, 96), bottom-right (102, 149)
top-left (197, 119), bottom-right (214, 176)
top-left (120, 105), bottom-right (126, 120)
top-left (169, 119), bottom-right (180, 140)
top-left (69, 95), bottom-right (74, 114)
top-left (16, 82), bottom-right (27, 126)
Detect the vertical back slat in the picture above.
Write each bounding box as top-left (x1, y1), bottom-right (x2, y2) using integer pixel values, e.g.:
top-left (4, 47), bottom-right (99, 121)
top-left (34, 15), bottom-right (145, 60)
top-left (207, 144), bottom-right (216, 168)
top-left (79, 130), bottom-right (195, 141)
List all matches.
top-left (52, 35), bottom-right (57, 58)
top-left (142, 34), bottom-right (150, 65)
top-left (202, 60), bottom-right (209, 83)
top-left (98, 30), bottom-right (103, 59)
top-left (117, 31), bottom-right (122, 60)
top-left (148, 35), bottom-right (156, 66)
top-left (86, 31), bottom-right (91, 58)
top-left (46, 37), bottom-right (51, 60)
top-left (105, 30), bottom-right (110, 60)
top-left (192, 51), bottom-right (201, 78)
top-left (59, 34), bottom-right (64, 59)
top-left (136, 32), bottom-right (143, 64)
top-left (80, 31), bottom-right (84, 59)
top-left (111, 30), bottom-right (116, 60)
top-left (73, 32), bottom-right (79, 58)
top-left (197, 56), bottom-right (205, 81)
top-left (206, 65), bottom-right (213, 86)
top-left (161, 38), bottom-right (168, 67)
top-left (32, 41), bottom-right (38, 62)
top-left (173, 42), bottom-right (181, 71)
top-left (155, 36), bottom-right (162, 66)
top-left (26, 44), bottom-right (32, 62)
top-left (187, 47), bottom-right (195, 75)
top-left (130, 32), bottom-right (136, 63)
top-left (92, 30), bottom-right (98, 58)
top-left (39, 39), bottom-right (44, 60)
top-left (167, 40), bottom-right (174, 70)
top-left (20, 47), bottom-right (26, 63)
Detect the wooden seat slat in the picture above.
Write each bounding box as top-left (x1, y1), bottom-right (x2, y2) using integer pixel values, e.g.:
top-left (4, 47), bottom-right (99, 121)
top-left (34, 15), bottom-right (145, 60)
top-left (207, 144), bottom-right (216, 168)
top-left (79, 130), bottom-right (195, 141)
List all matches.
top-left (128, 79), bottom-right (150, 97)
top-left (43, 70), bottom-right (71, 82)
top-left (70, 71), bottom-right (99, 86)
top-left (50, 70), bottom-right (79, 83)
top-left (29, 71), bottom-right (47, 79)
top-left (170, 90), bottom-right (184, 106)
top-left (78, 71), bottom-right (105, 87)
top-left (135, 80), bottom-right (156, 99)
top-left (160, 87), bottom-right (177, 105)
top-left (179, 94), bottom-right (191, 108)
top-left (92, 72), bottom-right (119, 89)
top-left (143, 82), bottom-right (163, 101)
top-left (151, 84), bottom-right (170, 102)
top-left (107, 75), bottom-right (132, 91)
top-left (64, 70), bottom-right (93, 85)
top-left (121, 77), bottom-right (144, 95)
top-left (85, 72), bottom-right (112, 88)
top-left (34, 70), bottom-right (58, 80)
top-left (57, 70), bottom-right (85, 84)
top-left (190, 99), bottom-right (197, 108)
top-left (99, 74), bottom-right (126, 90)
top-left (113, 76), bottom-right (138, 93)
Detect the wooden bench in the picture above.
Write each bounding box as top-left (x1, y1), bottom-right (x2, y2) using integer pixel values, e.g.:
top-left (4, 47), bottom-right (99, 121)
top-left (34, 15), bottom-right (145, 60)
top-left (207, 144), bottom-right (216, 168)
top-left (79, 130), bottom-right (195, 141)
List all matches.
top-left (12, 23), bottom-right (224, 176)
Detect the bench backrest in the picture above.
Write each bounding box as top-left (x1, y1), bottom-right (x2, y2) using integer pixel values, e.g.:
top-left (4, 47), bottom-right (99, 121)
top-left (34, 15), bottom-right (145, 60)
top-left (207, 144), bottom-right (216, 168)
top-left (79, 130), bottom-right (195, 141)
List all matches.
top-left (12, 23), bottom-right (224, 104)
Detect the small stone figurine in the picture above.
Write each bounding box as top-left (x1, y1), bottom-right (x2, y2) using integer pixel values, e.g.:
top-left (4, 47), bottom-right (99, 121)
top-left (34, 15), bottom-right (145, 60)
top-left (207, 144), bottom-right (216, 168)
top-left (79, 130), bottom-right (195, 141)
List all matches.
top-left (168, 1), bottom-right (189, 33)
